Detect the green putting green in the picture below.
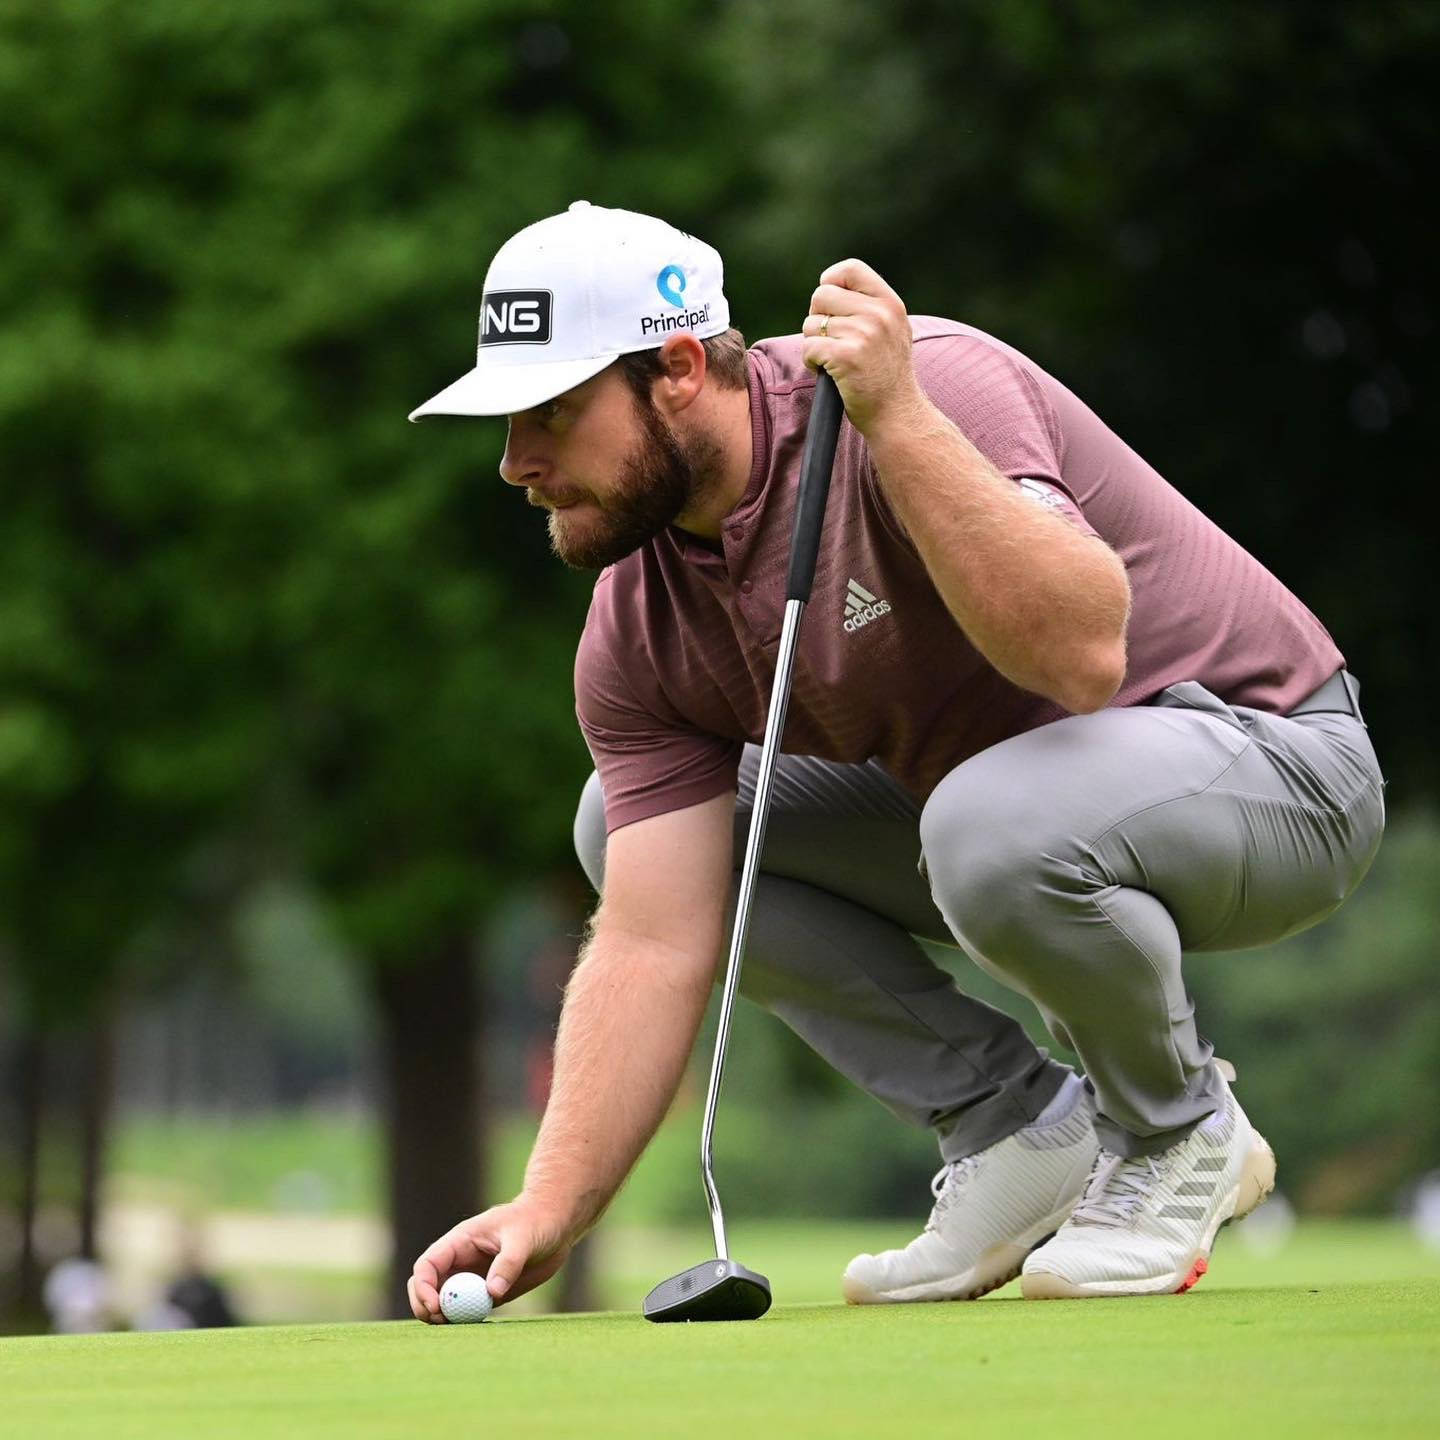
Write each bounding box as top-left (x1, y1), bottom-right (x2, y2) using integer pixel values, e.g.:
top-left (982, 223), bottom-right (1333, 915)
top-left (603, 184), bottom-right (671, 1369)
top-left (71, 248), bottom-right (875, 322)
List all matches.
top-left (4, 1225), bottom-right (1438, 1439)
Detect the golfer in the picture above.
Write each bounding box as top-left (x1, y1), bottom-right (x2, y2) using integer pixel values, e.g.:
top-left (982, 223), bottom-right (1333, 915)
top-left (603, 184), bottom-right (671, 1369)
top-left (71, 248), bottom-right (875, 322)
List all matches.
top-left (407, 202), bottom-right (1384, 1319)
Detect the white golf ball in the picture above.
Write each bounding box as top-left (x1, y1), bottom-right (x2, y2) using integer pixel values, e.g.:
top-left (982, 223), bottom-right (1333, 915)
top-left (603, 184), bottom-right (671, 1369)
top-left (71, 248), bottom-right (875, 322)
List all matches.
top-left (439, 1271), bottom-right (494, 1324)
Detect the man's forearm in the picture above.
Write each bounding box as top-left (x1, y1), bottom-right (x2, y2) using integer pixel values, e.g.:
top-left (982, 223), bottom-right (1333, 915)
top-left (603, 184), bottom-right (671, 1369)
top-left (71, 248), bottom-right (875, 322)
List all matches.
top-left (867, 396), bottom-right (1131, 713)
top-left (520, 920), bottom-right (713, 1239)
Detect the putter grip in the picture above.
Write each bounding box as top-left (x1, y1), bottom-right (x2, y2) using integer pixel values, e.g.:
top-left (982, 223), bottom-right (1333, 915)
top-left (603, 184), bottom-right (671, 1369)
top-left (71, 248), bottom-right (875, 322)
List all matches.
top-left (785, 370), bottom-right (844, 602)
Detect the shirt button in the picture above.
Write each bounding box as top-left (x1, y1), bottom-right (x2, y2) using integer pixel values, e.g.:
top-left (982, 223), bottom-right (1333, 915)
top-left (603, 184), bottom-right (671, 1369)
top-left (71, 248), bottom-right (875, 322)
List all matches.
top-left (730, 525), bottom-right (745, 540)
top-left (740, 580), bottom-right (753, 594)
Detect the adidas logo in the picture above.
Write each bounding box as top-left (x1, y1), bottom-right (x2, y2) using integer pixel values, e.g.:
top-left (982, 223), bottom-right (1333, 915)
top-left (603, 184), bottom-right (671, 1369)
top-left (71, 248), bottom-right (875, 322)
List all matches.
top-left (843, 578), bottom-right (893, 633)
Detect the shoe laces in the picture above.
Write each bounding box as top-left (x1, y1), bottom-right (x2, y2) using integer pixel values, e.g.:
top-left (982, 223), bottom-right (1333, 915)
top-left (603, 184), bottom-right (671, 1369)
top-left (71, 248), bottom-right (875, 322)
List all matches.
top-left (925, 1155), bottom-right (984, 1230)
top-left (1069, 1150), bottom-right (1168, 1228)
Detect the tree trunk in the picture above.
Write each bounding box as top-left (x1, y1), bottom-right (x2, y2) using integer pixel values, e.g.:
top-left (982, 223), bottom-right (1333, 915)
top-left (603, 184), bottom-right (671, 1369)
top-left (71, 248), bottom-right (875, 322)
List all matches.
top-left (372, 937), bottom-right (482, 1318)
top-left (556, 1231), bottom-right (596, 1313)
top-left (14, 1023), bottom-right (45, 1320)
top-left (77, 1015), bottom-right (113, 1261)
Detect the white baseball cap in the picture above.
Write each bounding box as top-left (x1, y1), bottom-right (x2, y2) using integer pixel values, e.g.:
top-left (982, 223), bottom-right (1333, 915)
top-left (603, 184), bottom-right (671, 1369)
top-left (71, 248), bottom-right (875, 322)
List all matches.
top-left (408, 201), bottom-right (731, 421)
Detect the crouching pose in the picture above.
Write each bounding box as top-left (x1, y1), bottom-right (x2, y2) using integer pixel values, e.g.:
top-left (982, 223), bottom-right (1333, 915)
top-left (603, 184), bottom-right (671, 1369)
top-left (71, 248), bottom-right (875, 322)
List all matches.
top-left (406, 203), bottom-right (1384, 1317)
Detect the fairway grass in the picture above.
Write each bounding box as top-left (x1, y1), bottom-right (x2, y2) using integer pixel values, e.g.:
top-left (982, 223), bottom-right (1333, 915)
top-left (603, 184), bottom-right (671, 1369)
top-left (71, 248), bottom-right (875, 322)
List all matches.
top-left (3, 1264), bottom-right (1437, 1438)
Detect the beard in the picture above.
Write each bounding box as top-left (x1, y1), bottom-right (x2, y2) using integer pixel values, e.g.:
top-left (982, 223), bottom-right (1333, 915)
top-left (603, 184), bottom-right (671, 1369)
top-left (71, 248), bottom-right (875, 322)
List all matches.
top-left (541, 394), bottom-right (720, 571)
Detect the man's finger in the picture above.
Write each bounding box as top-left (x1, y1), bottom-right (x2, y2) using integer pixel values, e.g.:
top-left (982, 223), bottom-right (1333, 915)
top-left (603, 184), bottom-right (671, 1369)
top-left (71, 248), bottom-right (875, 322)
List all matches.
top-left (808, 283), bottom-right (887, 322)
top-left (408, 1261), bottom-right (443, 1322)
top-left (407, 1273), bottom-right (440, 1324)
top-left (420, 1223), bottom-right (495, 1283)
top-left (484, 1229), bottom-right (533, 1301)
top-left (816, 258), bottom-right (903, 307)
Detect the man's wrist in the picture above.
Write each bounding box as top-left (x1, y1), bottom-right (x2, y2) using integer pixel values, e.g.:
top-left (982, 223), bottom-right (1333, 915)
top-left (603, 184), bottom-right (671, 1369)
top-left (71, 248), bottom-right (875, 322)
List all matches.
top-left (518, 1181), bottom-right (606, 1241)
top-left (861, 386), bottom-right (950, 464)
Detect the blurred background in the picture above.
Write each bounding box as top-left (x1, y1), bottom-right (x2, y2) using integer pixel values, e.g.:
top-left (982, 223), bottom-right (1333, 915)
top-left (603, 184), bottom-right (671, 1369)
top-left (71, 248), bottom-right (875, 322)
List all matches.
top-left (1, 0), bottom-right (1436, 1333)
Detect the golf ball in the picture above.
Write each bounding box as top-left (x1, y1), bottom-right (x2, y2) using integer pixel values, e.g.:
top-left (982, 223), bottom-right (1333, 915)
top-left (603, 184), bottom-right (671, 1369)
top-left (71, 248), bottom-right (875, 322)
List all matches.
top-left (439, 1271), bottom-right (494, 1324)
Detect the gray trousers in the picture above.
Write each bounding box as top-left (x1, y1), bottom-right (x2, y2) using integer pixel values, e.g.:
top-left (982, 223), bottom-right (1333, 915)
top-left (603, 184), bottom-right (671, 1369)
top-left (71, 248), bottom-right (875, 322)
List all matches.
top-left (573, 671), bottom-right (1385, 1160)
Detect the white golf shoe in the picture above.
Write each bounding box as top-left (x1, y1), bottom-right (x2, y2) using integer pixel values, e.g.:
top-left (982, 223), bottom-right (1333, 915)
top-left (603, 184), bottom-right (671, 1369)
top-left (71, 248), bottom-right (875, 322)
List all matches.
top-left (1021, 1075), bottom-right (1276, 1298)
top-left (842, 1073), bottom-right (1098, 1304)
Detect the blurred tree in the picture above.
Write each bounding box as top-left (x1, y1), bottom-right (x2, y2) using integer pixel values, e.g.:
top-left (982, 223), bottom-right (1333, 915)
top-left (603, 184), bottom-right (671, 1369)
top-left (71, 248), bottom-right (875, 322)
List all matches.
top-left (1, 0), bottom-right (284, 1298)
top-left (1, 0), bottom-right (754, 1320)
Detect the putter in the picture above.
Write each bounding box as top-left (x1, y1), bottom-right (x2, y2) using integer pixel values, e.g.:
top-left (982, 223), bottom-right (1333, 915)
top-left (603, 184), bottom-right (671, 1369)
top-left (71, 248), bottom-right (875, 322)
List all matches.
top-left (644, 369), bottom-right (845, 1323)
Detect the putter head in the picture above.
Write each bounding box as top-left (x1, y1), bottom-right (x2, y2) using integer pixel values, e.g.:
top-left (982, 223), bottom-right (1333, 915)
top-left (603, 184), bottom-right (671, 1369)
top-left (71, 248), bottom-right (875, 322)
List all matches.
top-left (642, 1259), bottom-right (772, 1322)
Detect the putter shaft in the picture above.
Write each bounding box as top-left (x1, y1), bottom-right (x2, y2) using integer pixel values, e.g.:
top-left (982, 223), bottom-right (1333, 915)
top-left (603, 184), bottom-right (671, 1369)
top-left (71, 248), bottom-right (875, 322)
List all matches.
top-left (699, 595), bottom-right (807, 1259)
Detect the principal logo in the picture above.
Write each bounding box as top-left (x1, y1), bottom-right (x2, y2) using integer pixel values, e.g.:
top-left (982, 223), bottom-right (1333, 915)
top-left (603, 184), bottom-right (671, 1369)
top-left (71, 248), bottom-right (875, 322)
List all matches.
top-left (657, 265), bottom-right (687, 307)
top-left (479, 289), bottom-right (553, 346)
top-left (642, 264), bottom-right (712, 337)
top-left (843, 578), bottom-right (892, 633)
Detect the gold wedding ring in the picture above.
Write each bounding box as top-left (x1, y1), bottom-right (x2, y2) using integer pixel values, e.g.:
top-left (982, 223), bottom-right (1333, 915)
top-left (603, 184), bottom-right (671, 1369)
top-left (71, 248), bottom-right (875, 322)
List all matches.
top-left (818, 314), bottom-right (830, 338)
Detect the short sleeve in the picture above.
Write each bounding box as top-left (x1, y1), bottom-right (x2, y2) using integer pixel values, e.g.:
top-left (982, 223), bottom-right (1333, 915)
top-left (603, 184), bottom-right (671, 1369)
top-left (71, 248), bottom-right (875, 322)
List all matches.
top-left (575, 602), bottom-right (741, 835)
top-left (912, 331), bottom-right (1098, 537)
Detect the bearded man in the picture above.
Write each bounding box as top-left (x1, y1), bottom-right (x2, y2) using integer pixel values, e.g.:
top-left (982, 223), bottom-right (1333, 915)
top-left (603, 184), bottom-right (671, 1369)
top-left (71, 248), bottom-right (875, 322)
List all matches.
top-left (405, 202), bottom-right (1384, 1320)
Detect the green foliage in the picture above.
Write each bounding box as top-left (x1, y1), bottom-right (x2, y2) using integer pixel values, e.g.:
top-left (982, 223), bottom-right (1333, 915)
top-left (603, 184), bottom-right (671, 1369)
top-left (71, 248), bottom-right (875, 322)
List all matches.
top-left (1188, 808), bottom-right (1440, 1211)
top-left (0, 0), bottom-right (762, 1324)
top-left (0, 0), bottom-right (752, 990)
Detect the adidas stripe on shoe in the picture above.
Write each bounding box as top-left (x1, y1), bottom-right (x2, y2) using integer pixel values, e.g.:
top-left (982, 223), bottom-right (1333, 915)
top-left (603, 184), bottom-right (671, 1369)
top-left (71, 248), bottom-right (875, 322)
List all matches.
top-left (1020, 1075), bottom-right (1276, 1299)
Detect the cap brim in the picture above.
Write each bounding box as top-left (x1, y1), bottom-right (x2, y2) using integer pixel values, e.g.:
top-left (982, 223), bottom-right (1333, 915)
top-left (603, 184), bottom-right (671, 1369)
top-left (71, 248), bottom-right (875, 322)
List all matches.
top-left (408, 354), bottom-right (616, 421)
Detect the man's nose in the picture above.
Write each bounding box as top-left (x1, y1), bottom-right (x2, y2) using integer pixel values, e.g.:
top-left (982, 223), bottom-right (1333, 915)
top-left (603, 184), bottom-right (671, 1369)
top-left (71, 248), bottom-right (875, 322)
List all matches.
top-left (499, 429), bottom-right (547, 488)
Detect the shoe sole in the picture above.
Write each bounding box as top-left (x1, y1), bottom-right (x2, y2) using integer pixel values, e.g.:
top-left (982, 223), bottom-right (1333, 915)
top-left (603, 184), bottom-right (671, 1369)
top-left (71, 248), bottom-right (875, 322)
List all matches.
top-left (1021, 1131), bottom-right (1277, 1300)
top-left (841, 1202), bottom-right (1074, 1305)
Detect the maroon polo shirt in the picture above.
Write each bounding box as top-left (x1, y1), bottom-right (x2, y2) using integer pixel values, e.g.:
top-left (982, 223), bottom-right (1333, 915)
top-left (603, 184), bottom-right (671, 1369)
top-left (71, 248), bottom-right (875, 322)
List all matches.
top-left (576, 319), bottom-right (1343, 833)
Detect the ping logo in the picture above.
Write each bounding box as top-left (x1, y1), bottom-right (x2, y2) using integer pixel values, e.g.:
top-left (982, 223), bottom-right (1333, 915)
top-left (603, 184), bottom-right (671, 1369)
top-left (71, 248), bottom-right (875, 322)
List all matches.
top-left (656, 265), bottom-right (687, 307)
top-left (479, 289), bottom-right (553, 346)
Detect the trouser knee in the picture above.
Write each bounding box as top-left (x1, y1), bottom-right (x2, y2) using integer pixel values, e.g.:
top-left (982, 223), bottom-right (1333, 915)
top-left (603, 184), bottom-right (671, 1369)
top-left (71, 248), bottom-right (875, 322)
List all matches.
top-left (573, 771), bottom-right (607, 893)
top-left (921, 787), bottom-right (1162, 1025)
top-left (920, 766), bottom-right (1042, 950)
top-left (922, 832), bottom-right (1051, 987)
top-left (920, 772), bottom-right (1097, 998)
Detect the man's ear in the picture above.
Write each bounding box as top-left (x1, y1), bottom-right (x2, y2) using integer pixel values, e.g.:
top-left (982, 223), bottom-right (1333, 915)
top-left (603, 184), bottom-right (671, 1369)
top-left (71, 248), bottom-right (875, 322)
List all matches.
top-left (653, 334), bottom-right (707, 415)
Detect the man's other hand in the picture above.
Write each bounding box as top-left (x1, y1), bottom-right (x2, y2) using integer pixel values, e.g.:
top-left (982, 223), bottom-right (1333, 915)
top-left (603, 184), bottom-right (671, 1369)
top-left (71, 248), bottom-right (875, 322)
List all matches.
top-left (407, 1199), bottom-right (570, 1322)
